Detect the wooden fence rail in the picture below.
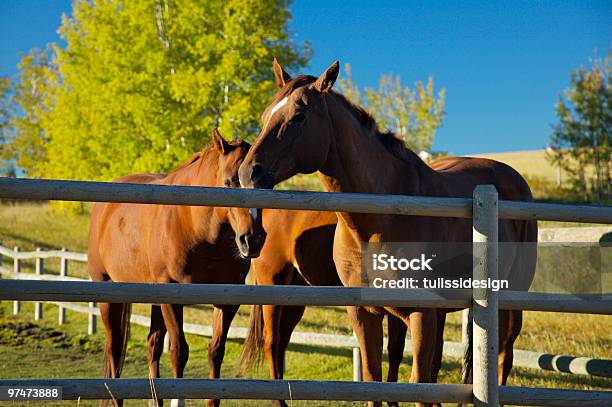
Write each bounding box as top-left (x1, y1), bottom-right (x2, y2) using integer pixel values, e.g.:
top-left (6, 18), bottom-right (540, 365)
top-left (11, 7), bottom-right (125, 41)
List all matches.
top-left (1, 280), bottom-right (610, 314)
top-left (1, 177), bottom-right (612, 223)
top-left (0, 279), bottom-right (472, 308)
top-left (0, 379), bottom-right (609, 407)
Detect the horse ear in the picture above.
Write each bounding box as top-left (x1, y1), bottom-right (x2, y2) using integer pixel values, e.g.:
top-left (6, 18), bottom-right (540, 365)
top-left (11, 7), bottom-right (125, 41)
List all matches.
top-left (211, 128), bottom-right (230, 154)
top-left (314, 61), bottom-right (340, 93)
top-left (273, 57), bottom-right (292, 88)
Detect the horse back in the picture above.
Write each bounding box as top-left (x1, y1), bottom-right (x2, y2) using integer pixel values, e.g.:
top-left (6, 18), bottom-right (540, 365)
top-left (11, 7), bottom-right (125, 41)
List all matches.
top-left (430, 156), bottom-right (537, 288)
top-left (431, 156), bottom-right (532, 201)
top-left (88, 173), bottom-right (167, 283)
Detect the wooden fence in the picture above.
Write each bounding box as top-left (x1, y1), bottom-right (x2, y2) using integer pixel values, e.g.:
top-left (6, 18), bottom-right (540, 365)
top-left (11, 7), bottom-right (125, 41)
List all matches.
top-left (2, 243), bottom-right (610, 379)
top-left (0, 177), bottom-right (611, 406)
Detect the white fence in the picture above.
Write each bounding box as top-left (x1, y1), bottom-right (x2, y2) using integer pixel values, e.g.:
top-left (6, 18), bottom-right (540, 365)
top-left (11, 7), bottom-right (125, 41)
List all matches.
top-left (0, 177), bottom-right (611, 406)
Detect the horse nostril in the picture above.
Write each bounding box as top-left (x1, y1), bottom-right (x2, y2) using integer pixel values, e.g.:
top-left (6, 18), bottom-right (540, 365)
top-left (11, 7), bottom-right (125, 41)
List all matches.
top-left (239, 234), bottom-right (248, 247)
top-left (251, 164), bottom-right (265, 183)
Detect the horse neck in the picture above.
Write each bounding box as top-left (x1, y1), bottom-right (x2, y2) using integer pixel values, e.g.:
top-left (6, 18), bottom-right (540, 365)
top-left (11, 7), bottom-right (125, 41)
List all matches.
top-left (164, 149), bottom-right (227, 242)
top-left (319, 94), bottom-right (437, 194)
top-left (317, 94), bottom-right (443, 233)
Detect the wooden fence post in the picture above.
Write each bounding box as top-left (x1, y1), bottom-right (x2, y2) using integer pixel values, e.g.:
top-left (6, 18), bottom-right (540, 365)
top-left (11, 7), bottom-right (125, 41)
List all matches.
top-left (353, 347), bottom-right (363, 381)
top-left (87, 277), bottom-right (97, 335)
top-left (164, 334), bottom-right (170, 353)
top-left (352, 331), bottom-right (362, 381)
top-left (472, 185), bottom-right (499, 407)
top-left (34, 247), bottom-right (44, 321)
top-left (461, 308), bottom-right (470, 344)
top-left (88, 301), bottom-right (97, 335)
top-left (13, 246), bottom-right (20, 315)
top-left (59, 248), bottom-right (68, 325)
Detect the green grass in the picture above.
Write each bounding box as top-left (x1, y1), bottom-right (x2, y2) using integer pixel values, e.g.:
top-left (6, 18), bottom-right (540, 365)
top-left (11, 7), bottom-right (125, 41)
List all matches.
top-left (0, 202), bottom-right (90, 279)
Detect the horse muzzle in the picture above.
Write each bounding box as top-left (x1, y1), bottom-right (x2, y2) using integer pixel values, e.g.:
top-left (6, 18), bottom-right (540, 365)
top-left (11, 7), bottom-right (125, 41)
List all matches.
top-left (236, 231), bottom-right (267, 259)
top-left (239, 162), bottom-right (275, 189)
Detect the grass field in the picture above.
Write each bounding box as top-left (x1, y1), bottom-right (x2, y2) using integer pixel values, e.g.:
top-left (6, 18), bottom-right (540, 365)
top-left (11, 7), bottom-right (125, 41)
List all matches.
top-left (471, 150), bottom-right (560, 183)
top-left (0, 202), bottom-right (610, 406)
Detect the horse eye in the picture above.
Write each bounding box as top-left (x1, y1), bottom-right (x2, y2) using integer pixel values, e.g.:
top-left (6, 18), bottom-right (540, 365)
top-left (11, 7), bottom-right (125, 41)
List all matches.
top-left (293, 112), bottom-right (306, 123)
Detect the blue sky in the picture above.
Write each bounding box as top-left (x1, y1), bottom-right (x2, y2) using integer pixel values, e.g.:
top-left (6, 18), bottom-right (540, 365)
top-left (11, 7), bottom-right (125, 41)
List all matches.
top-left (1, 1), bottom-right (610, 155)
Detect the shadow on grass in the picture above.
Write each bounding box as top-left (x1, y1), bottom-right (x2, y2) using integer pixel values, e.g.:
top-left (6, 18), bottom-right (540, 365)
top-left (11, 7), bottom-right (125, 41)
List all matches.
top-left (293, 318), bottom-right (353, 335)
top-left (0, 228), bottom-right (61, 251)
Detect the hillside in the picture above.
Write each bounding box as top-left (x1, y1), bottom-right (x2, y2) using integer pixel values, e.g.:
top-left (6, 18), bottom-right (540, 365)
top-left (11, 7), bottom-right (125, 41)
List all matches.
top-left (470, 149), bottom-right (559, 183)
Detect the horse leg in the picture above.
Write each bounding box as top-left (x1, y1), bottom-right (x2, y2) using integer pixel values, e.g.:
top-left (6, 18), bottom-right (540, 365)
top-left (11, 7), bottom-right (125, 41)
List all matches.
top-left (100, 302), bottom-right (129, 407)
top-left (386, 314), bottom-right (407, 407)
top-left (160, 304), bottom-right (188, 407)
top-left (277, 305), bottom-right (306, 377)
top-left (348, 305), bottom-right (384, 407)
top-left (262, 303), bottom-right (283, 379)
top-left (257, 304), bottom-right (306, 407)
top-left (258, 265), bottom-right (293, 379)
top-left (431, 312), bottom-right (446, 383)
top-left (147, 305), bottom-right (166, 407)
top-left (276, 271), bottom-right (308, 379)
top-left (148, 305), bottom-right (167, 378)
top-left (408, 310), bottom-right (437, 407)
top-left (428, 312), bottom-right (447, 407)
top-left (206, 304), bottom-right (240, 407)
top-left (498, 310), bottom-right (522, 386)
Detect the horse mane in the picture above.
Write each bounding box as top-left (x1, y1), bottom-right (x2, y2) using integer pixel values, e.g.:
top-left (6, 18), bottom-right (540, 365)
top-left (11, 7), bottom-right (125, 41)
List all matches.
top-left (277, 74), bottom-right (423, 169)
top-left (173, 152), bottom-right (202, 172)
top-left (329, 88), bottom-right (423, 169)
top-left (169, 138), bottom-right (247, 177)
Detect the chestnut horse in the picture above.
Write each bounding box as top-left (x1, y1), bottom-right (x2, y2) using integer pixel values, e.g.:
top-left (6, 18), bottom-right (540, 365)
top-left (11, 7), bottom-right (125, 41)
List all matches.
top-left (88, 129), bottom-right (266, 407)
top-left (238, 60), bottom-right (537, 407)
top-left (240, 208), bottom-right (408, 407)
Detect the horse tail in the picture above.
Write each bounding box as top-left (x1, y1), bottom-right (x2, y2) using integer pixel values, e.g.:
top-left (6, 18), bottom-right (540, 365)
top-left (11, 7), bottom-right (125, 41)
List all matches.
top-left (103, 303), bottom-right (132, 378)
top-left (238, 303), bottom-right (264, 374)
top-left (459, 307), bottom-right (473, 407)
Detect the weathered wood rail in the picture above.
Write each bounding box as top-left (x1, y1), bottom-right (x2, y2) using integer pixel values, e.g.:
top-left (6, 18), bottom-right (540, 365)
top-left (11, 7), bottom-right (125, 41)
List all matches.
top-left (0, 379), bottom-right (610, 407)
top-left (1, 279), bottom-right (610, 314)
top-left (1, 177), bottom-right (611, 223)
top-left (0, 176), bottom-right (611, 406)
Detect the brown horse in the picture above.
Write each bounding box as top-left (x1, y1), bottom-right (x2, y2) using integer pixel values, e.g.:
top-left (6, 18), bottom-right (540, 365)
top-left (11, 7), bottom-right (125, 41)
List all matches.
top-left (88, 129), bottom-right (266, 407)
top-left (240, 208), bottom-right (408, 407)
top-left (238, 59), bottom-right (537, 407)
